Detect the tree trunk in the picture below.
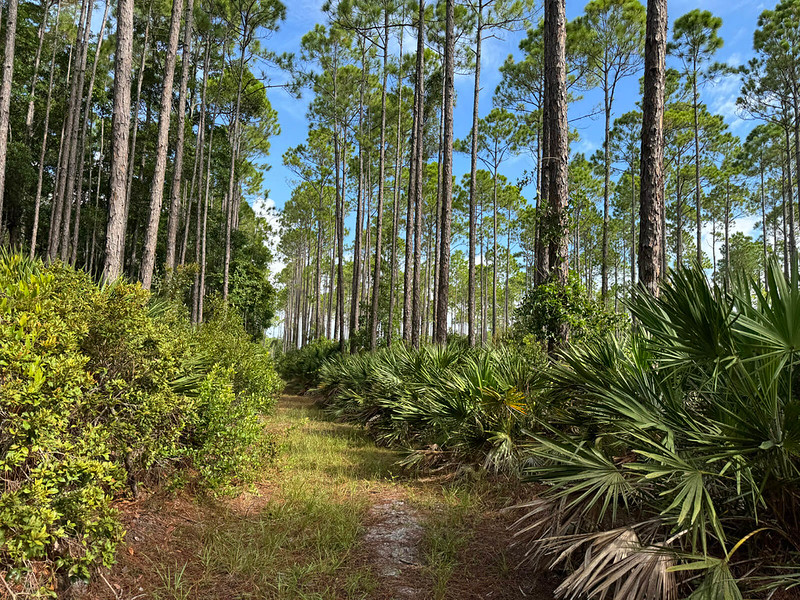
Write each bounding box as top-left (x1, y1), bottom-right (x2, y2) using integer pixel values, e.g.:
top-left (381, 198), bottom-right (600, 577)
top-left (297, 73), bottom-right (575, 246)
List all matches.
top-left (57, 0), bottom-right (94, 261)
top-left (0, 0), bottom-right (19, 232)
top-left (0, 0), bottom-right (19, 230)
top-left (25, 0), bottom-right (51, 141)
top-left (601, 81), bottom-right (611, 301)
top-left (410, 0), bottom-right (426, 348)
top-left (123, 5), bottom-right (153, 250)
top-left (544, 0), bottom-right (569, 295)
top-left (370, 8), bottom-right (390, 350)
top-left (387, 25), bottom-right (404, 345)
top-left (638, 0), bottom-right (667, 295)
top-left (350, 47), bottom-right (367, 353)
top-left (30, 0), bottom-right (62, 257)
top-left (693, 75), bottom-right (702, 266)
top-left (71, 0), bottom-right (110, 265)
top-left (140, 0), bottom-right (184, 289)
top-left (103, 0), bottom-right (134, 281)
top-left (166, 0), bottom-right (195, 273)
top-left (435, 0), bottom-right (455, 345)
top-left (467, 3), bottom-right (483, 347)
top-left (760, 153), bottom-right (767, 287)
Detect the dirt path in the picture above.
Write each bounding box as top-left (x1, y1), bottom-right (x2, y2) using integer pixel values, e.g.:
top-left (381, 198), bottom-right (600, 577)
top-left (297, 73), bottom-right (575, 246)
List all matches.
top-left (82, 395), bottom-right (555, 600)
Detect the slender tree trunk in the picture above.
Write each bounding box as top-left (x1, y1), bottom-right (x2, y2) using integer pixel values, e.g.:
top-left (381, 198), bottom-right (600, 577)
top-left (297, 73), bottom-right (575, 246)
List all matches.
top-left (387, 26), bottom-right (404, 345)
top-left (103, 0), bottom-right (134, 281)
top-left (198, 125), bottom-right (214, 323)
top-left (30, 0), bottom-right (62, 257)
top-left (467, 4), bottom-right (483, 347)
top-left (410, 0), bottom-right (426, 348)
top-left (58, 0), bottom-right (94, 261)
top-left (760, 153), bottom-right (767, 287)
top-left (631, 163), bottom-right (636, 286)
top-left (544, 0), bottom-right (569, 296)
top-left (48, 40), bottom-right (74, 257)
top-left (370, 8), bottom-right (390, 349)
top-left (693, 76), bottom-right (702, 266)
top-left (0, 0), bottom-right (19, 232)
top-left (26, 0), bottom-right (51, 141)
top-left (71, 0), bottom-right (110, 265)
top-left (435, 0), bottom-right (455, 345)
top-left (140, 0), bottom-right (184, 288)
top-left (123, 5), bottom-right (152, 249)
top-left (404, 7), bottom-right (424, 345)
top-left (676, 155), bottom-right (682, 265)
top-left (601, 81), bottom-right (611, 301)
top-left (224, 36), bottom-right (248, 301)
top-left (638, 0), bottom-right (667, 295)
top-left (166, 0), bottom-right (195, 272)
top-left (790, 105), bottom-right (800, 272)
top-left (350, 49), bottom-right (367, 353)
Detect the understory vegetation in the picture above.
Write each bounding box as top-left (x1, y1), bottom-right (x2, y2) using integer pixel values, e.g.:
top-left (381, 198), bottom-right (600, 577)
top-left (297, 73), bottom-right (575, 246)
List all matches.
top-left (286, 259), bottom-right (800, 600)
top-left (0, 252), bottom-right (282, 596)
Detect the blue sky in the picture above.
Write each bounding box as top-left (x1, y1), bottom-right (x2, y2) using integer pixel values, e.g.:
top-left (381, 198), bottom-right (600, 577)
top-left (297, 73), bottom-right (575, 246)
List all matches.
top-left (257, 0), bottom-right (770, 260)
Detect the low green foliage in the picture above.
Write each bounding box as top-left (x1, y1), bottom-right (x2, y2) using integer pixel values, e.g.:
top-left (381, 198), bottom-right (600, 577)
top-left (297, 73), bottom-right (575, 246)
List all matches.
top-left (514, 259), bottom-right (800, 599)
top-left (315, 343), bottom-right (548, 473)
top-left (276, 338), bottom-right (340, 390)
top-left (0, 254), bottom-right (282, 595)
top-left (512, 272), bottom-right (623, 344)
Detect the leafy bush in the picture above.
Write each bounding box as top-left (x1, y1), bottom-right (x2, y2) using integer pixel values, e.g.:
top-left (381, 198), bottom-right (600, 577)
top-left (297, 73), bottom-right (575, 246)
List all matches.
top-left (276, 338), bottom-right (340, 390)
top-left (512, 272), bottom-right (623, 345)
top-left (184, 367), bottom-right (279, 489)
top-left (0, 254), bottom-right (282, 595)
top-left (513, 260), bottom-right (800, 599)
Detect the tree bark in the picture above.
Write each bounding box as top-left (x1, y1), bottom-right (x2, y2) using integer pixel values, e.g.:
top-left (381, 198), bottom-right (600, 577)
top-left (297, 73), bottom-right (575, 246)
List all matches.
top-left (25, 0), bottom-right (51, 141)
top-left (103, 0), bottom-right (134, 281)
top-left (544, 0), bottom-right (569, 292)
top-left (638, 0), bottom-right (667, 295)
top-left (30, 0), bottom-right (62, 257)
top-left (370, 7), bottom-right (390, 350)
top-left (387, 24), bottom-right (404, 345)
top-left (140, 0), bottom-right (184, 289)
top-left (467, 1), bottom-right (483, 347)
top-left (166, 0), bottom-right (195, 273)
top-left (410, 0), bottom-right (425, 348)
top-left (71, 0), bottom-right (110, 265)
top-left (0, 0), bottom-right (20, 232)
top-left (435, 0), bottom-right (455, 345)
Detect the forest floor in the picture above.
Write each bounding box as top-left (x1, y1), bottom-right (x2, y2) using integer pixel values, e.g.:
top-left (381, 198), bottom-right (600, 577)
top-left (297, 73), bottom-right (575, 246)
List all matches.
top-left (82, 395), bottom-right (558, 600)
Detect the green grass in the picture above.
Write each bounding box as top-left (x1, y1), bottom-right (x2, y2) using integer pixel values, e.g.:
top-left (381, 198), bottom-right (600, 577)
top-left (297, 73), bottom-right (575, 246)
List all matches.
top-left (139, 396), bottom-right (523, 600)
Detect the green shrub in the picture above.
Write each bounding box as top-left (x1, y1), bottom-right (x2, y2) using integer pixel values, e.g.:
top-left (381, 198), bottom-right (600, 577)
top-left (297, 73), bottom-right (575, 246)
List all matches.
top-left (513, 260), bottom-right (800, 598)
top-left (0, 254), bottom-right (283, 594)
top-left (512, 272), bottom-right (623, 344)
top-left (276, 338), bottom-right (340, 390)
top-left (315, 343), bottom-right (548, 473)
top-left (185, 367), bottom-right (279, 489)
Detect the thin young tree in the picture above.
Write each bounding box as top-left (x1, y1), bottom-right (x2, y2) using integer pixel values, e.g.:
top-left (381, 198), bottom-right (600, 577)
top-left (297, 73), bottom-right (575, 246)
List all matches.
top-left (140, 0), bottom-right (185, 289)
top-left (572, 0), bottom-right (645, 302)
top-left (669, 9), bottom-right (723, 267)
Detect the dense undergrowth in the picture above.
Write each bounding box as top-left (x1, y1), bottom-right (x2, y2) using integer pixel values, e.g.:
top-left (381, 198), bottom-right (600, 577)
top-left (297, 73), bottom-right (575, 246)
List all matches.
top-left (0, 253), bottom-right (282, 596)
top-left (280, 260), bottom-right (800, 599)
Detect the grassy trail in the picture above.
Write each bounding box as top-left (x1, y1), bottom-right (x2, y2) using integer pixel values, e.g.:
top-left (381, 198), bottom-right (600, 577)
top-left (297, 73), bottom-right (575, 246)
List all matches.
top-left (85, 395), bottom-right (554, 600)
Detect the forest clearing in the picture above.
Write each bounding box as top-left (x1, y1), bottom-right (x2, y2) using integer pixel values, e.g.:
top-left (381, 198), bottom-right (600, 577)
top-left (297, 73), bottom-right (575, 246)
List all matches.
top-left (1, 0), bottom-right (800, 597)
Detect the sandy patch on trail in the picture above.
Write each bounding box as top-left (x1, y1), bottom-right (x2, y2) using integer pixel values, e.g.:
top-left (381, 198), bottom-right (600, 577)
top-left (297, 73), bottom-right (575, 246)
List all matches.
top-left (363, 498), bottom-right (425, 598)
